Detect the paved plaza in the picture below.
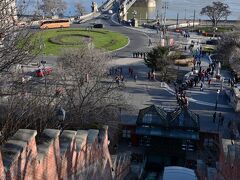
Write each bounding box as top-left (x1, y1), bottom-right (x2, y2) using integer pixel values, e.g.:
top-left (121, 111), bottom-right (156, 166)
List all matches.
top-left (110, 57), bottom-right (239, 138)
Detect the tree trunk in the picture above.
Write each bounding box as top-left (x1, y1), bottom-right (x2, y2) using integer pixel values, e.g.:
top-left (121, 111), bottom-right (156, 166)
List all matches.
top-left (214, 19), bottom-right (217, 27)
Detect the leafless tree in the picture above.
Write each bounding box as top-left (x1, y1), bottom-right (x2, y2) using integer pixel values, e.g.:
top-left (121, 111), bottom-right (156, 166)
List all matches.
top-left (56, 47), bottom-right (126, 139)
top-left (216, 32), bottom-right (240, 72)
top-left (40, 0), bottom-right (67, 17)
top-left (0, 1), bottom-right (124, 144)
top-left (75, 2), bottom-right (85, 16)
top-left (0, 0), bottom-right (37, 73)
top-left (217, 32), bottom-right (240, 61)
top-left (200, 1), bottom-right (231, 28)
top-left (0, 71), bottom-right (62, 143)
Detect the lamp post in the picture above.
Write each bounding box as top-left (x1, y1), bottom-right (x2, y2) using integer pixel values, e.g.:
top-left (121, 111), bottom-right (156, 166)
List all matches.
top-left (132, 10), bottom-right (137, 27)
top-left (132, 10), bottom-right (137, 18)
top-left (215, 89), bottom-right (220, 110)
top-left (162, 1), bottom-right (168, 37)
top-left (213, 27), bottom-right (218, 38)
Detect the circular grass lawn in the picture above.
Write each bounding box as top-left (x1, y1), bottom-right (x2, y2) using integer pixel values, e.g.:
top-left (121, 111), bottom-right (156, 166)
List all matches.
top-left (34, 28), bottom-right (129, 55)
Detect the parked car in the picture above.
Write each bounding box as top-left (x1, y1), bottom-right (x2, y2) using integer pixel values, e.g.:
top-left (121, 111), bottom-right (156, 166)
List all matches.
top-left (93, 23), bottom-right (104, 28)
top-left (35, 67), bottom-right (53, 77)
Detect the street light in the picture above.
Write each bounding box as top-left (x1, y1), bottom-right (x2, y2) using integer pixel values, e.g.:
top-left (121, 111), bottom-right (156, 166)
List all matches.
top-left (162, 1), bottom-right (168, 37)
top-left (132, 10), bottom-right (137, 18)
top-left (215, 89), bottom-right (220, 110)
top-left (213, 27), bottom-right (218, 37)
top-left (216, 61), bottom-right (221, 79)
top-left (132, 10), bottom-right (137, 27)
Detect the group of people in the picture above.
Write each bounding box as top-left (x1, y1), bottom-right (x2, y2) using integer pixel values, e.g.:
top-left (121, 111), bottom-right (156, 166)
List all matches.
top-left (132, 52), bottom-right (147, 59)
top-left (147, 70), bottom-right (156, 80)
top-left (175, 87), bottom-right (189, 107)
top-left (109, 67), bottom-right (123, 76)
top-left (185, 63), bottom-right (216, 91)
top-left (212, 112), bottom-right (224, 126)
top-left (182, 30), bottom-right (190, 38)
top-left (128, 67), bottom-right (138, 81)
top-left (228, 77), bottom-right (237, 88)
top-left (109, 66), bottom-right (139, 86)
top-left (115, 75), bottom-right (125, 86)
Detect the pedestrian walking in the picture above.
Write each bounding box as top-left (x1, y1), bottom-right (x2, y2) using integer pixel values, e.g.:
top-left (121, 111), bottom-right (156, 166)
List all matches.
top-left (200, 82), bottom-right (203, 91)
top-left (137, 52), bottom-right (140, 58)
top-left (152, 71), bottom-right (156, 80)
top-left (120, 67), bottom-right (123, 74)
top-left (208, 79), bottom-right (211, 87)
top-left (213, 112), bottom-right (216, 123)
top-left (147, 71), bottom-right (150, 80)
top-left (115, 76), bottom-right (120, 86)
top-left (218, 112), bottom-right (222, 124)
top-left (221, 115), bottom-right (224, 126)
top-left (228, 78), bottom-right (231, 86)
top-left (148, 38), bottom-right (152, 46)
top-left (143, 53), bottom-right (146, 59)
top-left (134, 74), bottom-right (137, 82)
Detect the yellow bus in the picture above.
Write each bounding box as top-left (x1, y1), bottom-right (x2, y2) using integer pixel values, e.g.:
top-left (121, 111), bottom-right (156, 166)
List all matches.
top-left (40, 19), bottom-right (70, 29)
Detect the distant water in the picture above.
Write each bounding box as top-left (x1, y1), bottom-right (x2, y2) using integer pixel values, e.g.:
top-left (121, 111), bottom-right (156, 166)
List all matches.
top-left (74, 0), bottom-right (240, 20)
top-left (128, 0), bottom-right (240, 20)
top-left (26, 0), bottom-right (240, 20)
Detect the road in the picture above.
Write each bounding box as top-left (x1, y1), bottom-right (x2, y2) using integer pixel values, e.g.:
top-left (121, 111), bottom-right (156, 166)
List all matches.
top-left (33, 14), bottom-right (151, 66)
top-left (72, 14), bottom-right (150, 58)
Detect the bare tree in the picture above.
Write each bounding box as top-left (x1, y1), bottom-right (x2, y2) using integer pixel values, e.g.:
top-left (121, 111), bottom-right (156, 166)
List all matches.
top-left (75, 2), bottom-right (85, 16)
top-left (56, 47), bottom-right (126, 139)
top-left (0, 1), bottom-right (124, 144)
top-left (200, 1), bottom-right (231, 27)
top-left (216, 32), bottom-right (240, 72)
top-left (0, 0), bottom-right (37, 73)
top-left (0, 71), bottom-right (62, 143)
top-left (0, 46), bottom-right (126, 144)
top-left (40, 0), bottom-right (67, 17)
top-left (217, 32), bottom-right (240, 59)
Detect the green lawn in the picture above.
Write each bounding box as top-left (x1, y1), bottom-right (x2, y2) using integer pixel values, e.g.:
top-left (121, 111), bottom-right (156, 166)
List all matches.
top-left (60, 35), bottom-right (84, 44)
top-left (33, 28), bottom-right (129, 55)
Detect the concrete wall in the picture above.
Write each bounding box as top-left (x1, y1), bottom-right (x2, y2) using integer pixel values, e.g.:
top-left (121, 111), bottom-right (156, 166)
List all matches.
top-left (217, 138), bottom-right (240, 180)
top-left (0, 126), bottom-right (114, 180)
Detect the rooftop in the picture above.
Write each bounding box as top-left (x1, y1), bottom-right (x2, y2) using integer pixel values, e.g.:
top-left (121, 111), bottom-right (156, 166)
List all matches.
top-left (163, 166), bottom-right (197, 180)
top-left (137, 105), bottom-right (200, 130)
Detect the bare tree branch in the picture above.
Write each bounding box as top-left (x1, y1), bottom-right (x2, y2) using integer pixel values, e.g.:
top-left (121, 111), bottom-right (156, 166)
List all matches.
top-left (200, 1), bottom-right (231, 27)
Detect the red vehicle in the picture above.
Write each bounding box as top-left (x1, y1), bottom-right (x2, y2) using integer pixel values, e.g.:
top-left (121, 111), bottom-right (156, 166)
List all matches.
top-left (35, 67), bottom-right (53, 77)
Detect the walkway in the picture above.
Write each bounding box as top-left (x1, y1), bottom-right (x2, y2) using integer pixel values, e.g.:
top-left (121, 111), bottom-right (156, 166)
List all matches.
top-left (110, 58), bottom-right (238, 137)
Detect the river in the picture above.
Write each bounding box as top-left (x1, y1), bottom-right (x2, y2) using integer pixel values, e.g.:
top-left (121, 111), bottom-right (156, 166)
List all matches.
top-left (76, 0), bottom-right (240, 20)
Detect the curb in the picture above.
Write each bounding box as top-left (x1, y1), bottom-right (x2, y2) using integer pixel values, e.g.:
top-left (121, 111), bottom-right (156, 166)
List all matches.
top-left (110, 13), bottom-right (151, 40)
top-left (108, 36), bottom-right (130, 53)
